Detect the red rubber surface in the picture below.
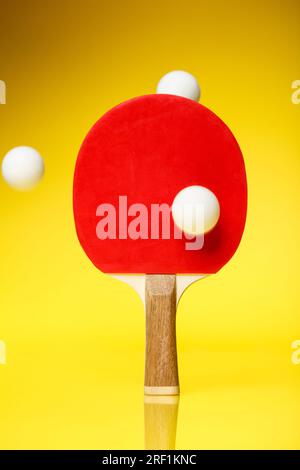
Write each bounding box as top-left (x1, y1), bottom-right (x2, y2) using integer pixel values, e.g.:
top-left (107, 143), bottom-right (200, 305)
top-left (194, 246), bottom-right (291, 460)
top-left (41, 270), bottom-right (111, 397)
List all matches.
top-left (73, 94), bottom-right (247, 274)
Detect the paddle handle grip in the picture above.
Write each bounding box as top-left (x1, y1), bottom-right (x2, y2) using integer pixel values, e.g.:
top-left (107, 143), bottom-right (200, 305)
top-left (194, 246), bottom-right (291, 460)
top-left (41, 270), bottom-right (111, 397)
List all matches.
top-left (144, 275), bottom-right (179, 395)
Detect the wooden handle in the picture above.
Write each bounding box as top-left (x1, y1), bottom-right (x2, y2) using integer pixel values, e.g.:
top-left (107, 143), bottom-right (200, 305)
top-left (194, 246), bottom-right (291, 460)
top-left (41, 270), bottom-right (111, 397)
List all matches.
top-left (144, 274), bottom-right (179, 395)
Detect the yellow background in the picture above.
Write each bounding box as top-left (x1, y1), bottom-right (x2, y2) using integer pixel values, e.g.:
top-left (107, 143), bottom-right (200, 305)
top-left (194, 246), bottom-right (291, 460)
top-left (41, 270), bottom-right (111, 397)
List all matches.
top-left (0, 0), bottom-right (300, 449)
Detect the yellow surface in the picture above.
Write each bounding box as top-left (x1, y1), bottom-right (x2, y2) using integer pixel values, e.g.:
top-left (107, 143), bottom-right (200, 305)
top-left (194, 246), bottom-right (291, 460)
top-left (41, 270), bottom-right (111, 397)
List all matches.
top-left (0, 0), bottom-right (300, 449)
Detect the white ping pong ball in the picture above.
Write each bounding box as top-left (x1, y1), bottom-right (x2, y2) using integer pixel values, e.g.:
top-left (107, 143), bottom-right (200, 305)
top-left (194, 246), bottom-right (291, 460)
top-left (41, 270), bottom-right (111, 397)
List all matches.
top-left (157, 70), bottom-right (201, 102)
top-left (172, 185), bottom-right (220, 235)
top-left (1, 146), bottom-right (44, 190)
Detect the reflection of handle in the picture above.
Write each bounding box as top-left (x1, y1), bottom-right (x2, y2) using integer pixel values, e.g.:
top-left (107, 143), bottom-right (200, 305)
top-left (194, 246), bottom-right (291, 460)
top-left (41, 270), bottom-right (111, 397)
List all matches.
top-left (144, 395), bottom-right (179, 450)
top-left (144, 275), bottom-right (179, 395)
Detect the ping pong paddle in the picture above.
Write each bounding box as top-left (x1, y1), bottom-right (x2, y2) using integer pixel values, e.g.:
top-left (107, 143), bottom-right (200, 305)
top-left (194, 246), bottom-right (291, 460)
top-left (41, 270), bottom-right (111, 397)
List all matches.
top-left (73, 94), bottom-right (247, 395)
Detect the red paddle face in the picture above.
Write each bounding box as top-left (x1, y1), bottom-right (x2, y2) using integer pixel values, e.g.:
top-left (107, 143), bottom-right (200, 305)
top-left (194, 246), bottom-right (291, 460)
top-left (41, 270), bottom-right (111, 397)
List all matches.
top-left (73, 94), bottom-right (247, 274)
